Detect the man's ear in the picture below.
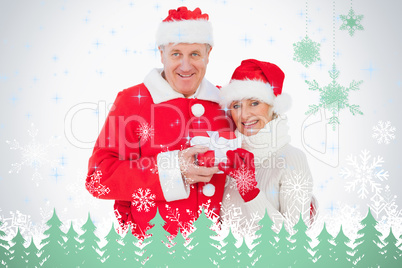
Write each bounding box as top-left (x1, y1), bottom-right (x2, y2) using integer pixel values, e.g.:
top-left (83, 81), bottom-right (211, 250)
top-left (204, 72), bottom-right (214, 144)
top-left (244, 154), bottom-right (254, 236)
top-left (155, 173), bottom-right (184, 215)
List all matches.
top-left (159, 46), bottom-right (164, 64)
top-left (206, 46), bottom-right (212, 64)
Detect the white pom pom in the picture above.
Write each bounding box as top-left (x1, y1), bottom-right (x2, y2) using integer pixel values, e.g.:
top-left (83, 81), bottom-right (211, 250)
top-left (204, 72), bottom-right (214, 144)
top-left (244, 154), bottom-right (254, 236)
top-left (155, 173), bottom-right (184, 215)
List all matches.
top-left (191, 103), bottom-right (205, 117)
top-left (274, 93), bottom-right (292, 114)
top-left (202, 183), bottom-right (215, 197)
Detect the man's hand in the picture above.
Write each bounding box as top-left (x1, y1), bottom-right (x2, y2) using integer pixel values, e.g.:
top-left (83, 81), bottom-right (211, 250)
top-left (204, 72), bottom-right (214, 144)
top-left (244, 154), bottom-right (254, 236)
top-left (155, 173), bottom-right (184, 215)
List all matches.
top-left (178, 146), bottom-right (219, 185)
top-left (218, 148), bottom-right (260, 202)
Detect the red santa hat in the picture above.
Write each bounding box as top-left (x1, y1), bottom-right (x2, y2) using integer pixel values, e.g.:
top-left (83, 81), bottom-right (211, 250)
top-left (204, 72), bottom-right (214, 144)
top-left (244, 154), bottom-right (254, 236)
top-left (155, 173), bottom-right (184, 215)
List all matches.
top-left (220, 59), bottom-right (292, 114)
top-left (156, 6), bottom-right (214, 47)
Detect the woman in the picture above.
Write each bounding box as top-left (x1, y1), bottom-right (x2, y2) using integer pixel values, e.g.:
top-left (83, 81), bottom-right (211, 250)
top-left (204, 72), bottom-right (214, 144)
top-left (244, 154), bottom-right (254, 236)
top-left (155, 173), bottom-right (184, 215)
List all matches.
top-left (218, 59), bottom-right (317, 237)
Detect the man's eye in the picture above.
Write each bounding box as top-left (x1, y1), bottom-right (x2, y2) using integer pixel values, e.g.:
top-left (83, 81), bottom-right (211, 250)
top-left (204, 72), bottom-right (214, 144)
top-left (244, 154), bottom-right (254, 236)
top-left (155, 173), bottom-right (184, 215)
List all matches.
top-left (172, 53), bottom-right (180, 57)
top-left (251, 101), bottom-right (259, 106)
top-left (192, 53), bottom-right (199, 57)
top-left (233, 104), bottom-right (240, 109)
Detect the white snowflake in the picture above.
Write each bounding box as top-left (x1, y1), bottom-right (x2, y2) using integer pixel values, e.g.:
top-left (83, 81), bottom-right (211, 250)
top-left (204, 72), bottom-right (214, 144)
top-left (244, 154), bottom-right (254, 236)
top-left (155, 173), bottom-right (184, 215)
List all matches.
top-left (132, 188), bottom-right (156, 212)
top-left (281, 171), bottom-right (312, 228)
top-left (282, 171), bottom-right (312, 202)
top-left (137, 123), bottom-right (154, 142)
top-left (85, 170), bottom-right (110, 198)
top-left (67, 171), bottom-right (100, 209)
top-left (6, 123), bottom-right (60, 186)
top-left (229, 165), bottom-right (256, 196)
top-left (372, 120), bottom-right (396, 144)
top-left (372, 185), bottom-right (402, 236)
top-left (340, 150), bottom-right (389, 199)
top-left (219, 196), bottom-right (262, 248)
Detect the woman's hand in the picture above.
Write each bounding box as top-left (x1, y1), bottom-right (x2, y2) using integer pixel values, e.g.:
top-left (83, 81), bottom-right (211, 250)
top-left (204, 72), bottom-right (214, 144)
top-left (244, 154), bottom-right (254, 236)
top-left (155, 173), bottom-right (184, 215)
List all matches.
top-left (218, 148), bottom-right (260, 202)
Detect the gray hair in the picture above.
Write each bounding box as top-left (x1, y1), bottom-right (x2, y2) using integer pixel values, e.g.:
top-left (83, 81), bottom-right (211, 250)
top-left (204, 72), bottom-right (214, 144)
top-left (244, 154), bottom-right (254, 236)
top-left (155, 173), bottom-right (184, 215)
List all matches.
top-left (159, 43), bottom-right (211, 53)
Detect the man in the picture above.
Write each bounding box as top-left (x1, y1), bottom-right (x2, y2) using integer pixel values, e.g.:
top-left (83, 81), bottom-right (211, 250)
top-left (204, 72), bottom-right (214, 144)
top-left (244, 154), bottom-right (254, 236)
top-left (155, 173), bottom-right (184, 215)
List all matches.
top-left (86, 6), bottom-right (234, 238)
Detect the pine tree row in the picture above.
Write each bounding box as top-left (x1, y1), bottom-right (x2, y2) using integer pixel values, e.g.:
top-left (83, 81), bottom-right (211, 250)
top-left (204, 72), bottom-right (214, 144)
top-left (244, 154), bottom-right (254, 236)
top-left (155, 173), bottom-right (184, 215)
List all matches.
top-left (0, 208), bottom-right (401, 267)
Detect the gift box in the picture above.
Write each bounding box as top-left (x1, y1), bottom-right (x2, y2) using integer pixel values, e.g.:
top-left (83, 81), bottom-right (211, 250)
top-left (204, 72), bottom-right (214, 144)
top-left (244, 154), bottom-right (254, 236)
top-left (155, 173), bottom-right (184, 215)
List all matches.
top-left (190, 131), bottom-right (242, 167)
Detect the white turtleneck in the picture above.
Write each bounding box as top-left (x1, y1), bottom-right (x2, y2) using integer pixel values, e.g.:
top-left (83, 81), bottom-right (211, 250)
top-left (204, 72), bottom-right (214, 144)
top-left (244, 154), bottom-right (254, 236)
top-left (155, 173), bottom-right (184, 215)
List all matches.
top-left (220, 116), bottom-right (314, 237)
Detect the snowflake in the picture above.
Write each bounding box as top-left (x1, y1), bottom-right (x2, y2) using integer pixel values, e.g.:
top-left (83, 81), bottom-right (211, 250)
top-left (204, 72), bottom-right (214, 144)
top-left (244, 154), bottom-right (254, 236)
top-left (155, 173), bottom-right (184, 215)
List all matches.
top-left (6, 123), bottom-right (60, 186)
top-left (293, 35), bottom-right (321, 68)
top-left (281, 171), bottom-right (312, 227)
top-left (340, 150), bottom-right (389, 199)
top-left (132, 188), bottom-right (156, 212)
top-left (165, 204), bottom-right (195, 237)
top-left (305, 63), bottom-right (363, 130)
top-left (137, 122), bottom-right (154, 142)
top-left (229, 165), bottom-right (256, 196)
top-left (339, 8), bottom-right (364, 37)
top-left (219, 195), bottom-right (261, 248)
top-left (372, 120), bottom-right (396, 144)
top-left (282, 171), bottom-right (312, 203)
top-left (67, 171), bottom-right (100, 208)
top-left (85, 170), bottom-right (110, 198)
top-left (0, 210), bottom-right (33, 240)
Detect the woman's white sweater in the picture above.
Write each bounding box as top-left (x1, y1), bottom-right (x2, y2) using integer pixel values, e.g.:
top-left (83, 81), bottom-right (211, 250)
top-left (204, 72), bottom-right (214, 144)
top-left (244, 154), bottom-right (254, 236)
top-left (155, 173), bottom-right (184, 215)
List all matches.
top-left (220, 117), bottom-right (314, 236)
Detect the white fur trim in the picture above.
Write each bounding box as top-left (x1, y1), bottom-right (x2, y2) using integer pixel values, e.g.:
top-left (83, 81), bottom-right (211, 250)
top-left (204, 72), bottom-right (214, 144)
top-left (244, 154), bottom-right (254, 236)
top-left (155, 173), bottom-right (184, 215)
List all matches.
top-left (157, 150), bottom-right (190, 202)
top-left (220, 79), bottom-right (275, 108)
top-left (156, 20), bottom-right (213, 46)
top-left (273, 93), bottom-right (292, 114)
top-left (143, 68), bottom-right (221, 104)
top-left (220, 79), bottom-right (292, 114)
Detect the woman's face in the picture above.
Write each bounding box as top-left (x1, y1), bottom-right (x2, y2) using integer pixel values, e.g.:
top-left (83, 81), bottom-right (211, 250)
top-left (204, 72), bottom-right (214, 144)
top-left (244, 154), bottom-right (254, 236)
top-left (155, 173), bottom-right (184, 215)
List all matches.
top-left (230, 99), bottom-right (273, 136)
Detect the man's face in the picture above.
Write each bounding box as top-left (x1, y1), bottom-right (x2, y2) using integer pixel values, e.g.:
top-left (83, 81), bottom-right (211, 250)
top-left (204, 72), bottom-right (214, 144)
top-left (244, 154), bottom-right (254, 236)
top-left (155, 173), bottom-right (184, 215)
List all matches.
top-left (160, 43), bottom-right (212, 97)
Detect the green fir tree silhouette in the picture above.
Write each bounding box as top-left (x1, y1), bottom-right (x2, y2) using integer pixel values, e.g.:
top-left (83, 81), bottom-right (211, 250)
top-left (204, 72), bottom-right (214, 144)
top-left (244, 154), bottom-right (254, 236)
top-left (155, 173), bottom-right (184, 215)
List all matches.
top-left (102, 223), bottom-right (124, 267)
top-left (0, 220), bottom-right (9, 267)
top-left (274, 222), bottom-right (292, 267)
top-left (332, 225), bottom-right (354, 267)
top-left (170, 228), bottom-right (189, 267)
top-left (313, 223), bottom-right (335, 266)
top-left (187, 208), bottom-right (220, 267)
top-left (121, 225), bottom-right (143, 267)
top-left (79, 213), bottom-right (102, 267)
top-left (382, 227), bottom-right (402, 267)
top-left (63, 222), bottom-right (81, 267)
top-left (40, 208), bottom-right (66, 267)
top-left (220, 228), bottom-right (241, 267)
top-left (8, 228), bottom-right (26, 267)
top-left (252, 210), bottom-right (278, 268)
top-left (143, 208), bottom-right (171, 268)
top-left (353, 208), bottom-right (384, 267)
top-left (25, 237), bottom-right (40, 268)
top-left (289, 214), bottom-right (314, 267)
top-left (235, 236), bottom-right (252, 268)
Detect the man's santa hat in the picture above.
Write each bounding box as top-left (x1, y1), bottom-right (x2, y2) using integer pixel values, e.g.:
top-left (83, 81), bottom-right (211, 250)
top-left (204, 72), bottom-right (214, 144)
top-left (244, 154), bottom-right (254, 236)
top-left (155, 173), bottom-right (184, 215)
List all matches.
top-left (220, 59), bottom-right (292, 114)
top-left (156, 6), bottom-right (213, 47)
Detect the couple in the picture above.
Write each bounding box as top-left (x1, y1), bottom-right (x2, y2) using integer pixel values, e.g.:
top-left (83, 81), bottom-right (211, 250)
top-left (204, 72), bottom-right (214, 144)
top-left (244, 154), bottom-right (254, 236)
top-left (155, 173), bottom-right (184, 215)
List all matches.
top-left (86, 6), bottom-right (316, 238)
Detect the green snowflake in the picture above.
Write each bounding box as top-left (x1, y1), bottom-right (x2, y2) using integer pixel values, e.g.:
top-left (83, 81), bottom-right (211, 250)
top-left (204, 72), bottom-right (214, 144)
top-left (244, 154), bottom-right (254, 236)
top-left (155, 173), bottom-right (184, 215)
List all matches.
top-left (305, 64), bottom-right (363, 130)
top-left (340, 8), bottom-right (364, 36)
top-left (293, 35), bottom-right (320, 68)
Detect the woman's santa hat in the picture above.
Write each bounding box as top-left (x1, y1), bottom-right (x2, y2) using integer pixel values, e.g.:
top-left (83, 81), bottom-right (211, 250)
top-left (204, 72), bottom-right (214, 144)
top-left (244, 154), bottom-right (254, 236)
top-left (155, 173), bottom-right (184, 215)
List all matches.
top-left (156, 6), bottom-right (213, 46)
top-left (220, 59), bottom-right (292, 114)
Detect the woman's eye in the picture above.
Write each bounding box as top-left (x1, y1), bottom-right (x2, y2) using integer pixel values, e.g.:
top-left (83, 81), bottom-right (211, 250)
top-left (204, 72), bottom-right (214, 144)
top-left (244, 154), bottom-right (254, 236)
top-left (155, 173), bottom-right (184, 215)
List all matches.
top-left (232, 104), bottom-right (240, 109)
top-left (251, 101), bottom-right (259, 106)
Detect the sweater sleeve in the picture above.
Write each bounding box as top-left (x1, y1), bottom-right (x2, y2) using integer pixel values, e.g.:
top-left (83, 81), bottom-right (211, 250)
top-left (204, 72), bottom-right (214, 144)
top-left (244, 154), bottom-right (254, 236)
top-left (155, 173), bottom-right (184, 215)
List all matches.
top-left (278, 147), bottom-right (314, 227)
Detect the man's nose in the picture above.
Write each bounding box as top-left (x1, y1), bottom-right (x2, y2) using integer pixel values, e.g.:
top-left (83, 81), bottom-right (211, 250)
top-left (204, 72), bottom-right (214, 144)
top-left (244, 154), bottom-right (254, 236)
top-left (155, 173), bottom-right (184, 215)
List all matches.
top-left (179, 56), bottom-right (192, 71)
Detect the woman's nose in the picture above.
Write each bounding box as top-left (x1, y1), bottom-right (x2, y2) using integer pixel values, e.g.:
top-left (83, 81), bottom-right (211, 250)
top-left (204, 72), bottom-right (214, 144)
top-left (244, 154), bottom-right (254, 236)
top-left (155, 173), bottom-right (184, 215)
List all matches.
top-left (240, 106), bottom-right (251, 120)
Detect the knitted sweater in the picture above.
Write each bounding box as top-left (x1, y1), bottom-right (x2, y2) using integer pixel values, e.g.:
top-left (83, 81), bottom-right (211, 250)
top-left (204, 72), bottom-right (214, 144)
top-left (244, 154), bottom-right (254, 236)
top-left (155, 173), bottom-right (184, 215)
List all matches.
top-left (220, 117), bottom-right (314, 235)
